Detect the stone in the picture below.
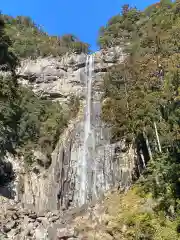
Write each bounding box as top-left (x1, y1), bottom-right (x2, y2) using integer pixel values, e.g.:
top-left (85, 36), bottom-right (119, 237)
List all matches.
top-left (6, 206), bottom-right (17, 212)
top-left (20, 208), bottom-right (29, 216)
top-left (37, 217), bottom-right (44, 223)
top-left (57, 227), bottom-right (76, 239)
top-left (47, 226), bottom-right (57, 240)
top-left (21, 229), bottom-right (31, 238)
top-left (37, 217), bottom-right (50, 228)
top-left (49, 215), bottom-right (59, 223)
top-left (51, 210), bottom-right (60, 216)
top-left (27, 222), bottom-right (34, 230)
top-left (7, 228), bottom-right (20, 239)
top-left (121, 225), bottom-right (127, 233)
top-left (3, 221), bottom-right (17, 233)
top-left (11, 212), bottom-right (19, 220)
top-left (28, 213), bottom-right (37, 220)
top-left (34, 226), bottom-right (48, 240)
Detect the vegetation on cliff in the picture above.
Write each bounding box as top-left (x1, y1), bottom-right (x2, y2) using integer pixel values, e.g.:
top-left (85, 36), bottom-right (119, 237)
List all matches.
top-left (100, 0), bottom-right (180, 238)
top-left (0, 14), bottom-right (80, 185)
top-left (75, 188), bottom-right (180, 239)
top-left (0, 75), bottom-right (80, 168)
top-left (2, 14), bottom-right (89, 58)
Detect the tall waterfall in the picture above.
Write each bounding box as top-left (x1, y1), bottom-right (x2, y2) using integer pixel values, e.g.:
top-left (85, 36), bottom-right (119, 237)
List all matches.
top-left (78, 54), bottom-right (95, 206)
top-left (73, 53), bottom-right (131, 208)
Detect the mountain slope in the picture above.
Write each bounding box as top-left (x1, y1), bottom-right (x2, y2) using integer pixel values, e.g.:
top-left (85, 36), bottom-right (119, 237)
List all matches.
top-left (2, 14), bottom-right (89, 58)
top-left (0, 14), bottom-right (81, 187)
top-left (99, 0), bottom-right (180, 237)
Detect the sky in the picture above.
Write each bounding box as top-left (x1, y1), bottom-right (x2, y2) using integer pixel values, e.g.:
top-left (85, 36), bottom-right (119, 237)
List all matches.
top-left (1, 0), bottom-right (158, 51)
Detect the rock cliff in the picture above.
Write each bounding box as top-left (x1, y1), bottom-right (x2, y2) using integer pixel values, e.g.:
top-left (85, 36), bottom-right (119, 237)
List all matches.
top-left (17, 46), bottom-right (125, 102)
top-left (14, 46), bottom-right (134, 210)
top-left (0, 46), bottom-right (138, 239)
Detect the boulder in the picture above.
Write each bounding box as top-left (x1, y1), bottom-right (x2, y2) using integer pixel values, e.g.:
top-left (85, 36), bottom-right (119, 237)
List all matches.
top-left (57, 227), bottom-right (77, 239)
top-left (34, 225), bottom-right (48, 239)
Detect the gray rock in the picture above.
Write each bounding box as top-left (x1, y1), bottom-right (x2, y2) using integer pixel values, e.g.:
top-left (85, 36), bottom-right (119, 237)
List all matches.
top-left (28, 213), bottom-right (37, 220)
top-left (47, 226), bottom-right (57, 240)
top-left (37, 217), bottom-right (50, 228)
top-left (7, 228), bottom-right (20, 239)
top-left (26, 222), bottom-right (34, 230)
top-left (3, 221), bottom-right (17, 233)
top-left (57, 227), bottom-right (76, 239)
top-left (34, 226), bottom-right (48, 240)
top-left (11, 213), bottom-right (19, 220)
top-left (16, 47), bottom-right (126, 103)
top-left (49, 215), bottom-right (59, 223)
top-left (21, 229), bottom-right (31, 238)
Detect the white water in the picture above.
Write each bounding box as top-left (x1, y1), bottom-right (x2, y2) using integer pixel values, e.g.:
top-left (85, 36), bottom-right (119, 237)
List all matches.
top-left (78, 54), bottom-right (95, 205)
top-left (72, 53), bottom-right (131, 208)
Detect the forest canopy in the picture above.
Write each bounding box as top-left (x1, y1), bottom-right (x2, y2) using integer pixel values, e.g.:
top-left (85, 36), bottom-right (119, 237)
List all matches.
top-left (100, 0), bottom-right (180, 222)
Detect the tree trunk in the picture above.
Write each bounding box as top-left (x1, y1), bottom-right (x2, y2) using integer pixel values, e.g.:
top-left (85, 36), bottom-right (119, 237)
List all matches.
top-left (143, 130), bottom-right (153, 160)
top-left (154, 121), bottom-right (162, 153)
top-left (140, 150), bottom-right (146, 168)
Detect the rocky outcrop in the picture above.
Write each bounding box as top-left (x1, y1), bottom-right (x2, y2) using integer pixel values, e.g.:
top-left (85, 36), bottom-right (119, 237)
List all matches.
top-left (0, 46), bottom-right (139, 239)
top-left (1, 186), bottom-right (146, 240)
top-left (0, 202), bottom-right (75, 239)
top-left (14, 115), bottom-right (82, 214)
top-left (0, 187), bottom-right (127, 240)
top-left (17, 46), bottom-right (125, 102)
top-left (7, 104), bottom-right (136, 215)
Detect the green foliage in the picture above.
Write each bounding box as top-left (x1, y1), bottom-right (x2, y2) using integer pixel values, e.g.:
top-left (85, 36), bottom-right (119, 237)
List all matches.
top-left (0, 14), bottom-right (81, 182)
top-left (0, 74), bottom-right (80, 167)
top-left (97, 5), bottom-right (142, 48)
top-left (18, 88), bottom-right (80, 164)
top-left (100, 0), bottom-right (180, 222)
top-left (0, 14), bottom-right (19, 73)
top-left (101, 189), bottom-right (180, 240)
top-left (0, 13), bottom-right (82, 171)
top-left (0, 15), bottom-right (19, 185)
top-left (1, 15), bottom-right (89, 58)
top-left (124, 212), bottom-right (156, 239)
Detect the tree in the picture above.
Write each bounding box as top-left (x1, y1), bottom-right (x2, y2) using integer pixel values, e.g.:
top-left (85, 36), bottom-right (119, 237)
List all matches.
top-left (100, 0), bottom-right (180, 216)
top-left (122, 4), bottom-right (130, 16)
top-left (0, 14), bottom-right (19, 74)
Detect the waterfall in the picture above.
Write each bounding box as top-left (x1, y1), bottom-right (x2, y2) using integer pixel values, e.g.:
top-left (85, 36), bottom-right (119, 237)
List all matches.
top-left (65, 51), bottom-right (135, 210)
top-left (78, 54), bottom-right (95, 206)
top-left (73, 53), bottom-right (132, 208)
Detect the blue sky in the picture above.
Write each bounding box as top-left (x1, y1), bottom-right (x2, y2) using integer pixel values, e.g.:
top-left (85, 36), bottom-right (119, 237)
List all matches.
top-left (1, 0), bottom-right (158, 51)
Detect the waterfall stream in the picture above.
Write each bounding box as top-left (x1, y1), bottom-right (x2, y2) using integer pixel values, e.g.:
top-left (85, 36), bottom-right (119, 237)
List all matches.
top-left (78, 54), bottom-right (95, 205)
top-left (73, 54), bottom-right (133, 208)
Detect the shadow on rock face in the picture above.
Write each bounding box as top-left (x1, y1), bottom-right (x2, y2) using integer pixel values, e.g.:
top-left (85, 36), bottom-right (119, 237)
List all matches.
top-left (0, 159), bottom-right (15, 199)
top-left (0, 185), bottom-right (16, 199)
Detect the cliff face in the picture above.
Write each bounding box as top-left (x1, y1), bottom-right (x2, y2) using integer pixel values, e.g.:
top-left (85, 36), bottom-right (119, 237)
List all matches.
top-left (17, 46), bottom-right (125, 102)
top-left (1, 46), bottom-right (136, 215)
